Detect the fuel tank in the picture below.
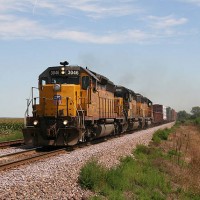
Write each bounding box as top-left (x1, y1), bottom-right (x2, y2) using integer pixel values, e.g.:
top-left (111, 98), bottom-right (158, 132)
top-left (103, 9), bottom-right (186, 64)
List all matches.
top-left (94, 124), bottom-right (115, 138)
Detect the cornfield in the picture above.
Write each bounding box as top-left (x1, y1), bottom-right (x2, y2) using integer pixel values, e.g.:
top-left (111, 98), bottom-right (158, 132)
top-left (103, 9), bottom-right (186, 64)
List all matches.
top-left (0, 118), bottom-right (23, 135)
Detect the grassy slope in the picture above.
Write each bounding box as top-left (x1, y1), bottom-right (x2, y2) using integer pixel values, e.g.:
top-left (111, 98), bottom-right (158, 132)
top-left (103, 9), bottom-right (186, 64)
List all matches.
top-left (79, 123), bottom-right (200, 200)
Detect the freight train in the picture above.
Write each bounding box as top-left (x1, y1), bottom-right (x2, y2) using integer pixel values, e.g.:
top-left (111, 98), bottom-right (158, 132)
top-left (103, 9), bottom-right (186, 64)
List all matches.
top-left (23, 61), bottom-right (176, 146)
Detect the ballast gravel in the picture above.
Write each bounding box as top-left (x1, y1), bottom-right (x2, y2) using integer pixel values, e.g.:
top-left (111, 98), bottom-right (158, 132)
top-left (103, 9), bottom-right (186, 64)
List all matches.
top-left (0, 146), bottom-right (32, 157)
top-left (0, 123), bottom-right (174, 200)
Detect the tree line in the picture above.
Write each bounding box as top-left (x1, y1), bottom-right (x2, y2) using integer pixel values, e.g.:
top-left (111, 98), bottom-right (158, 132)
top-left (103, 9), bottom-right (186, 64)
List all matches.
top-left (177, 106), bottom-right (200, 122)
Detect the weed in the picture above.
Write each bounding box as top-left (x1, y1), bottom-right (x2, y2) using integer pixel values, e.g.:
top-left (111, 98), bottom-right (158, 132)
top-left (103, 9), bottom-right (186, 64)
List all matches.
top-left (152, 128), bottom-right (172, 145)
top-left (167, 149), bottom-right (181, 158)
top-left (134, 144), bottom-right (150, 155)
top-left (79, 158), bottom-right (106, 191)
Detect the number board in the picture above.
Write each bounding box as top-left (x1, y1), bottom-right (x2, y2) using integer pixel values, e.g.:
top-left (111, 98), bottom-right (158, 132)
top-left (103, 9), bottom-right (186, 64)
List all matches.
top-left (50, 70), bottom-right (60, 76)
top-left (66, 70), bottom-right (80, 76)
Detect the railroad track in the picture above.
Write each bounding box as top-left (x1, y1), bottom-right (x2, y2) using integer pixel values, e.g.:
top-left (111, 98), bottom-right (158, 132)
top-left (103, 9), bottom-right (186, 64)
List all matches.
top-left (0, 123), bottom-right (170, 171)
top-left (0, 136), bottom-right (118, 171)
top-left (0, 148), bottom-right (67, 171)
top-left (0, 139), bottom-right (24, 148)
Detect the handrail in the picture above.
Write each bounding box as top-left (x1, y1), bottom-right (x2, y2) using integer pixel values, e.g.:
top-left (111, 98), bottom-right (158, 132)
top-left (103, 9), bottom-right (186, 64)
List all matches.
top-left (77, 101), bottom-right (85, 128)
top-left (24, 87), bottom-right (39, 127)
top-left (24, 97), bottom-right (40, 127)
top-left (24, 98), bottom-right (32, 128)
top-left (24, 94), bottom-right (86, 128)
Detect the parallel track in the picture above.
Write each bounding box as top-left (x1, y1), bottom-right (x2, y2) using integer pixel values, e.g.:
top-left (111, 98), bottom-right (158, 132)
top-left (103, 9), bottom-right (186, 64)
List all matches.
top-left (0, 148), bottom-right (67, 171)
top-left (0, 139), bottom-right (24, 149)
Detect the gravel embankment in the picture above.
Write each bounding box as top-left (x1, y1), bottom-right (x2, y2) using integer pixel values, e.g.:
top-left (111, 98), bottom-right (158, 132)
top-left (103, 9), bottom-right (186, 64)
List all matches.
top-left (0, 123), bottom-right (174, 200)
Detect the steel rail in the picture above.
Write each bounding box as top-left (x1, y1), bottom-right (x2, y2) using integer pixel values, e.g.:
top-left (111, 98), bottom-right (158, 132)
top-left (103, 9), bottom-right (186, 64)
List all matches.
top-left (0, 148), bottom-right (67, 171)
top-left (0, 139), bottom-right (24, 148)
top-left (0, 148), bottom-right (39, 159)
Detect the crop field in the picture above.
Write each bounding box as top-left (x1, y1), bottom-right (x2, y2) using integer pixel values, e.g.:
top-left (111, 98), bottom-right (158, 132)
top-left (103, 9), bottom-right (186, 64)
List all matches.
top-left (0, 118), bottom-right (24, 142)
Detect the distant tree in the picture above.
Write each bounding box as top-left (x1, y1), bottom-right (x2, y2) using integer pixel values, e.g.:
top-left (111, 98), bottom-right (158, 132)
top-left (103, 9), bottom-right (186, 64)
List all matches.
top-left (191, 106), bottom-right (200, 118)
top-left (177, 110), bottom-right (190, 122)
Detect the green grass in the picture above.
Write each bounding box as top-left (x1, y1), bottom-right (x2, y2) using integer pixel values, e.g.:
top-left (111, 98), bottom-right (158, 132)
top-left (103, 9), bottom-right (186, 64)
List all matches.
top-left (0, 118), bottom-right (23, 142)
top-left (0, 131), bottom-right (23, 142)
top-left (79, 158), bottom-right (107, 191)
top-left (79, 145), bottom-right (172, 200)
top-left (152, 128), bottom-right (172, 144)
top-left (167, 149), bottom-right (181, 158)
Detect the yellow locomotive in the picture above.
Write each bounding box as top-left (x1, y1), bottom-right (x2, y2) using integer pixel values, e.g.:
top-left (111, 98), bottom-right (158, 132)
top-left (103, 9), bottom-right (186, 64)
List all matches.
top-left (23, 61), bottom-right (153, 146)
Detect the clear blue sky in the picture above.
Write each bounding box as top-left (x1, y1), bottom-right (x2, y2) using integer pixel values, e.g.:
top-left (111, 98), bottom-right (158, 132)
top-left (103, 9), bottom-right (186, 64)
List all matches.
top-left (0, 0), bottom-right (200, 117)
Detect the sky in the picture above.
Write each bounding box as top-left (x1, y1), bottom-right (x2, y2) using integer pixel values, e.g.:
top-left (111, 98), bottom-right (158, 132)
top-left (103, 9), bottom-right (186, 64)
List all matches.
top-left (0, 0), bottom-right (200, 117)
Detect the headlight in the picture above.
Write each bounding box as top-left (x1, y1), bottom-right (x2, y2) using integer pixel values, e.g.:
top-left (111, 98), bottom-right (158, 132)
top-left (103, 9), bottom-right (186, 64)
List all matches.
top-left (61, 67), bottom-right (65, 75)
top-left (63, 120), bottom-right (68, 125)
top-left (54, 84), bottom-right (61, 91)
top-left (33, 120), bottom-right (39, 126)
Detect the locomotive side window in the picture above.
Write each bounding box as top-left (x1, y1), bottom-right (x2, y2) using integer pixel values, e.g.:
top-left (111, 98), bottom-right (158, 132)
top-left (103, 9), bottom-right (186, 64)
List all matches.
top-left (82, 76), bottom-right (90, 90)
top-left (42, 80), bottom-right (46, 86)
top-left (40, 78), bottom-right (48, 85)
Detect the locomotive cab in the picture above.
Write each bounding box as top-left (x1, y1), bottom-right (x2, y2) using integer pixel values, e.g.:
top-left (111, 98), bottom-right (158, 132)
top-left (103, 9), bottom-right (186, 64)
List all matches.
top-left (23, 63), bottom-right (93, 146)
top-left (143, 97), bottom-right (153, 127)
top-left (115, 86), bottom-right (139, 131)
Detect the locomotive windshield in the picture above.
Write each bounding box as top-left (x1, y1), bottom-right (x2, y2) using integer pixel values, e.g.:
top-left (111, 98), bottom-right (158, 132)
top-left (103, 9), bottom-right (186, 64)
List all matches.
top-left (51, 76), bottom-right (80, 85)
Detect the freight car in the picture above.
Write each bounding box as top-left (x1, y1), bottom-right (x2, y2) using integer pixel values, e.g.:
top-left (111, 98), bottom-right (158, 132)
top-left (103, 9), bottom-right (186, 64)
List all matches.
top-left (153, 104), bottom-right (177, 124)
top-left (23, 61), bottom-right (175, 147)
